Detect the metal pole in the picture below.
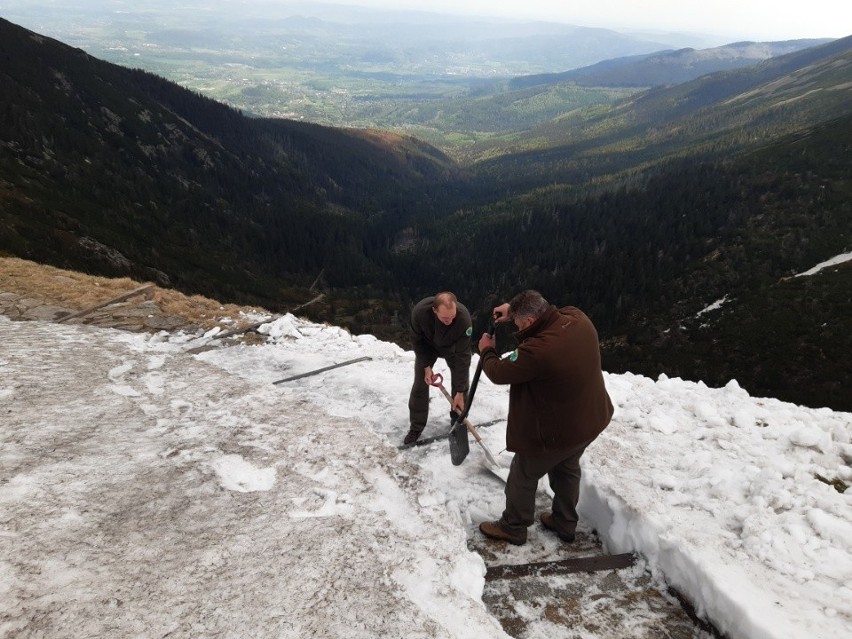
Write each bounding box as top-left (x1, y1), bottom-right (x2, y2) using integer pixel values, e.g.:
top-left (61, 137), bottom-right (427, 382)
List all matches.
top-left (272, 356), bottom-right (372, 384)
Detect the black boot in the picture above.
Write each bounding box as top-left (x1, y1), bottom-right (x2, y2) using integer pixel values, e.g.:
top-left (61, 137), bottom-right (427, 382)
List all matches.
top-left (403, 428), bottom-right (423, 445)
top-left (540, 512), bottom-right (576, 542)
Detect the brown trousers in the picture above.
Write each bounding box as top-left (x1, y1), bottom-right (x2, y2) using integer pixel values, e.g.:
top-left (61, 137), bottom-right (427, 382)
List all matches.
top-left (499, 437), bottom-right (596, 537)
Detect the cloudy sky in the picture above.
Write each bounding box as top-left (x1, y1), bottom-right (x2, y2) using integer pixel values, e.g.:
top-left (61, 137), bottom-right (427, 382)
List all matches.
top-left (315, 0), bottom-right (851, 40)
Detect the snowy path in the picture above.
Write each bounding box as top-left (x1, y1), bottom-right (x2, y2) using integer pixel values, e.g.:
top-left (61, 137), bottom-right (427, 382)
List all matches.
top-left (2, 312), bottom-right (851, 639)
top-left (0, 319), bottom-right (503, 638)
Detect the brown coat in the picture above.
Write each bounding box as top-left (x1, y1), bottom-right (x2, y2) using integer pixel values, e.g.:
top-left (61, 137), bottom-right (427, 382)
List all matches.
top-left (480, 306), bottom-right (613, 454)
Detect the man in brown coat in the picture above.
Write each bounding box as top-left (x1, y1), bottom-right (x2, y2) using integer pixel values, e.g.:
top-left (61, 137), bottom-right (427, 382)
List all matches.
top-left (404, 292), bottom-right (472, 445)
top-left (477, 290), bottom-right (613, 545)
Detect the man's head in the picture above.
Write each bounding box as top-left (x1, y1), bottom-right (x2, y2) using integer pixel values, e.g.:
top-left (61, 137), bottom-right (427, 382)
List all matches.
top-left (432, 291), bottom-right (458, 325)
top-left (508, 290), bottom-right (550, 331)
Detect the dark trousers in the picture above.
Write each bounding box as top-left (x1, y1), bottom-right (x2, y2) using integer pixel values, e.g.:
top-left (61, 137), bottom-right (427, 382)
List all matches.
top-left (499, 438), bottom-right (594, 537)
top-left (408, 356), bottom-right (467, 431)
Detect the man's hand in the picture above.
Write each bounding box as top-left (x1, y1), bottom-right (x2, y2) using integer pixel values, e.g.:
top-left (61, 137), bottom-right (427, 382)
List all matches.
top-left (452, 392), bottom-right (465, 414)
top-left (493, 302), bottom-right (511, 323)
top-left (423, 366), bottom-right (434, 384)
top-left (478, 332), bottom-right (496, 353)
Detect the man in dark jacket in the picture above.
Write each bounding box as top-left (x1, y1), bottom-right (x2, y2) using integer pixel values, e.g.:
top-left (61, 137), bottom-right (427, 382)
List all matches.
top-left (476, 290), bottom-right (614, 545)
top-left (404, 292), bottom-right (472, 445)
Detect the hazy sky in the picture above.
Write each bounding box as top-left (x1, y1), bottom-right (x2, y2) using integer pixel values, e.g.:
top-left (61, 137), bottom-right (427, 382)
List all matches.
top-left (315, 0), bottom-right (851, 40)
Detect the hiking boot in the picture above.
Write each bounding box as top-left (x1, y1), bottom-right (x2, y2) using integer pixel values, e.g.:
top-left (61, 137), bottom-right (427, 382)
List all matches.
top-left (479, 520), bottom-right (527, 546)
top-left (403, 428), bottom-right (422, 445)
top-left (539, 512), bottom-right (575, 543)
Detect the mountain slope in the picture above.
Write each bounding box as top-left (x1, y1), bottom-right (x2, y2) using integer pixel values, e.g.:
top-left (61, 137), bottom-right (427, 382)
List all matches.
top-left (471, 36), bottom-right (852, 187)
top-left (0, 17), bottom-right (457, 306)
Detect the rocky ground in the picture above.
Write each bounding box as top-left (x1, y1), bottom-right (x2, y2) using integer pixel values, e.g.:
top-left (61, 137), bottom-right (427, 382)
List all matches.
top-left (0, 256), bottom-right (266, 342)
top-left (0, 289), bottom-right (195, 332)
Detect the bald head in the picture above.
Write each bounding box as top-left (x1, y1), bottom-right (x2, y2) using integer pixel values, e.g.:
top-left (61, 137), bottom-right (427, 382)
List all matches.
top-left (433, 292), bottom-right (457, 309)
top-left (433, 291), bottom-right (458, 325)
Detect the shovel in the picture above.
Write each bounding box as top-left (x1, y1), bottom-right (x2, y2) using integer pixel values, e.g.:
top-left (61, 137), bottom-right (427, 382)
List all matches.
top-left (444, 316), bottom-right (495, 465)
top-left (430, 374), bottom-right (499, 467)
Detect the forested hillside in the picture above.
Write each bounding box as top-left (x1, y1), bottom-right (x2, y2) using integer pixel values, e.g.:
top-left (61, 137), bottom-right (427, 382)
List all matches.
top-left (395, 115), bottom-right (851, 409)
top-left (384, 37), bottom-right (852, 410)
top-left (0, 18), bottom-right (458, 308)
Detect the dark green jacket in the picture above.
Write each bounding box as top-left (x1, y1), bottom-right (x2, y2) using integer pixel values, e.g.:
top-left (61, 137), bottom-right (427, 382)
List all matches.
top-left (410, 297), bottom-right (472, 394)
top-left (480, 306), bottom-right (613, 454)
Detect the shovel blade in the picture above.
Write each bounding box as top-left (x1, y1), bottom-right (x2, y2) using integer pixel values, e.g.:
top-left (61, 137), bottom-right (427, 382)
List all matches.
top-left (448, 423), bottom-right (470, 465)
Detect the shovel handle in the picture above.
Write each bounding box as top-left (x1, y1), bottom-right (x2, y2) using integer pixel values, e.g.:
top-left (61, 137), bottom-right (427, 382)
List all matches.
top-left (429, 376), bottom-right (485, 444)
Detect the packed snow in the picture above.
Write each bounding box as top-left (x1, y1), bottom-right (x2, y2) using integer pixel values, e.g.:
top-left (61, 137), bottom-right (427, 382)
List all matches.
top-left (1, 311), bottom-right (850, 639)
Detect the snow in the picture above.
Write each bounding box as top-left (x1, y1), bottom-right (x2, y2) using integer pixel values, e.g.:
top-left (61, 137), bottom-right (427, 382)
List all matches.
top-left (794, 250), bottom-right (852, 277)
top-left (2, 312), bottom-right (851, 639)
top-left (696, 295), bottom-right (729, 317)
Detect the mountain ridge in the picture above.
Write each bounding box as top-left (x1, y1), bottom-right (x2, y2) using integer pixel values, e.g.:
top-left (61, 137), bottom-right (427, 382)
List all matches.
top-left (469, 35), bottom-right (852, 188)
top-left (508, 38), bottom-right (835, 89)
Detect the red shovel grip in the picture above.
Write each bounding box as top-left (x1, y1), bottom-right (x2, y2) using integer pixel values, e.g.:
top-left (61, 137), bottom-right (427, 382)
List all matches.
top-left (428, 373), bottom-right (445, 389)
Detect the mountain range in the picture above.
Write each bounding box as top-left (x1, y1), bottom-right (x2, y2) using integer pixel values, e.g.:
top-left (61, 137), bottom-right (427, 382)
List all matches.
top-left (1, 16), bottom-right (850, 411)
top-left (508, 39), bottom-right (833, 89)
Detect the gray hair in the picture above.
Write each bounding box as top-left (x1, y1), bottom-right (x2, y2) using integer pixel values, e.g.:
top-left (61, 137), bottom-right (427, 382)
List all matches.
top-left (509, 290), bottom-right (550, 321)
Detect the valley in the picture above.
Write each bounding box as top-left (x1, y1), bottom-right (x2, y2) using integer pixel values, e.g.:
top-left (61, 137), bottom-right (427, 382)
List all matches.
top-left (0, 7), bottom-right (850, 411)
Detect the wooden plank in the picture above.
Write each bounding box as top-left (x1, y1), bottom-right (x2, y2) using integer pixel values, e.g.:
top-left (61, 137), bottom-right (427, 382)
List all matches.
top-left (57, 284), bottom-right (154, 323)
top-left (485, 552), bottom-right (636, 581)
top-left (213, 319), bottom-right (269, 340)
top-left (309, 269), bottom-right (325, 292)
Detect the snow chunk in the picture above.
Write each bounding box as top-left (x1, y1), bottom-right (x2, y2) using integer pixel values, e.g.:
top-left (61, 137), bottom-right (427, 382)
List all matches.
top-left (807, 509), bottom-right (852, 551)
top-left (259, 314), bottom-right (303, 340)
top-left (211, 454), bottom-right (276, 492)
